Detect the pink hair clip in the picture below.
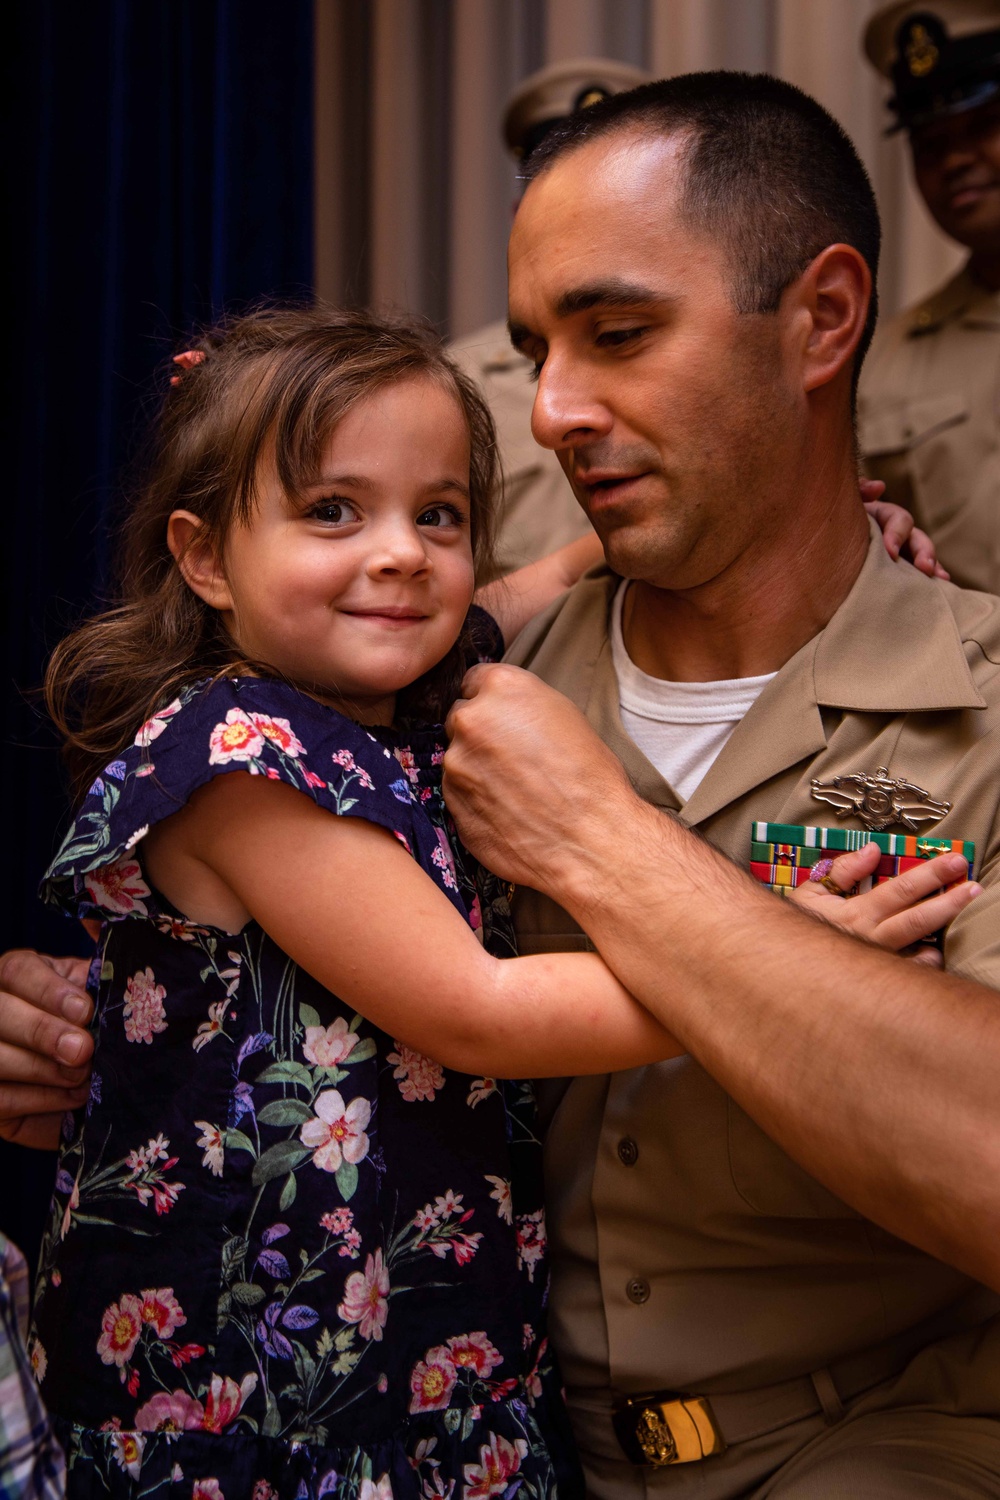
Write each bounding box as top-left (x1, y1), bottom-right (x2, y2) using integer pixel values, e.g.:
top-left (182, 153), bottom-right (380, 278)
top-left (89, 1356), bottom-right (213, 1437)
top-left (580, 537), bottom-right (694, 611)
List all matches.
top-left (169, 349), bottom-right (206, 386)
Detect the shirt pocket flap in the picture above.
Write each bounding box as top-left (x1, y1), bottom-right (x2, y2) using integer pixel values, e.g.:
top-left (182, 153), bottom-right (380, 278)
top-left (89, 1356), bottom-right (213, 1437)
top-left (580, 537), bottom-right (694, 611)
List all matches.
top-left (860, 390), bottom-right (969, 457)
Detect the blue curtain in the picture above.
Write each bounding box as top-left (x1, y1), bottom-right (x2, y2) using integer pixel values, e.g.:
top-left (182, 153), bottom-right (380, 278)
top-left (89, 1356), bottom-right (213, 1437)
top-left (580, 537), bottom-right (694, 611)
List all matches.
top-left (2, 0), bottom-right (314, 1265)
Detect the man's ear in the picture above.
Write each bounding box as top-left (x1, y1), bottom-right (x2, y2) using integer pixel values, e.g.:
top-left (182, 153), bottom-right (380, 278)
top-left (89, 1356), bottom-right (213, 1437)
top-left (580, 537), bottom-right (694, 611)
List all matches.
top-left (787, 244), bottom-right (871, 394)
top-left (167, 510), bottom-right (234, 612)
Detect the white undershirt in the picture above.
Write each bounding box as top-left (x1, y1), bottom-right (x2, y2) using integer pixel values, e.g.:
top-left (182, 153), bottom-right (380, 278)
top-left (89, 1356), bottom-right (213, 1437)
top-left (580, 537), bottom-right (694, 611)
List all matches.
top-left (610, 582), bottom-right (776, 804)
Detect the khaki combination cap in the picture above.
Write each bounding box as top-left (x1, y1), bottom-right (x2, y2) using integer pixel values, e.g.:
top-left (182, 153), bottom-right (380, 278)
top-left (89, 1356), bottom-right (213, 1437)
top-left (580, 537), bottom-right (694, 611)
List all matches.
top-left (864, 1), bottom-right (1000, 130)
top-left (502, 56), bottom-right (651, 161)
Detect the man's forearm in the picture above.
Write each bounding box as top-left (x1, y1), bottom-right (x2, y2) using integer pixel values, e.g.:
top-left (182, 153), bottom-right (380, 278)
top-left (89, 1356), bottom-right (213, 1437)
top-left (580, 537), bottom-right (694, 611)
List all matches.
top-left (557, 791), bottom-right (1000, 1289)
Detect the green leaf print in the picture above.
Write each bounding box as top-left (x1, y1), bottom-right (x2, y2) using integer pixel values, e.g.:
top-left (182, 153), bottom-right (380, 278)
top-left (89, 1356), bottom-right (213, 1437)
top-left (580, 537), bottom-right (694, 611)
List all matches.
top-left (256, 1060), bottom-right (313, 1090)
top-left (279, 1172), bottom-right (297, 1211)
top-left (335, 1161), bottom-right (358, 1201)
top-left (257, 1098), bottom-right (313, 1127)
top-left (231, 1281), bottom-right (266, 1307)
top-left (252, 1140), bottom-right (311, 1186)
top-left (299, 1003), bottom-right (322, 1030)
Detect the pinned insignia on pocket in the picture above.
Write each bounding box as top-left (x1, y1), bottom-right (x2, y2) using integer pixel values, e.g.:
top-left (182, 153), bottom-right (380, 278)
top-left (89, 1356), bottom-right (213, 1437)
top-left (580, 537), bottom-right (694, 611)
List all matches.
top-left (809, 766), bottom-right (951, 834)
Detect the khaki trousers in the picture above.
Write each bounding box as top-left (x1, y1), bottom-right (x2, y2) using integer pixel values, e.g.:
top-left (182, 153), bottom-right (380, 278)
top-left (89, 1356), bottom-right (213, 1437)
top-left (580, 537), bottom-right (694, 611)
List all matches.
top-left (577, 1320), bottom-right (1000, 1499)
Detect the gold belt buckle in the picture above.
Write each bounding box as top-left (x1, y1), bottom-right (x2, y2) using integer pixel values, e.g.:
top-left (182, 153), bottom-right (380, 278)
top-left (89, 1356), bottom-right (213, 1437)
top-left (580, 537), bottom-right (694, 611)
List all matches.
top-left (612, 1392), bottom-right (727, 1467)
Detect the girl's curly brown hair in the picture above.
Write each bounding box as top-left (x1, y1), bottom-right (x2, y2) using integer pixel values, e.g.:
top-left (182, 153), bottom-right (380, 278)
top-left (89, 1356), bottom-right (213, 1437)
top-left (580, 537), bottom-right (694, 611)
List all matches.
top-left (45, 304), bottom-right (500, 803)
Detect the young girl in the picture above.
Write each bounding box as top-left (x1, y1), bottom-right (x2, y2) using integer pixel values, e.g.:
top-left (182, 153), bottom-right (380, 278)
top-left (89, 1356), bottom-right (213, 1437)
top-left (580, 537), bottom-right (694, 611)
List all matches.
top-left (29, 306), bottom-right (968, 1500)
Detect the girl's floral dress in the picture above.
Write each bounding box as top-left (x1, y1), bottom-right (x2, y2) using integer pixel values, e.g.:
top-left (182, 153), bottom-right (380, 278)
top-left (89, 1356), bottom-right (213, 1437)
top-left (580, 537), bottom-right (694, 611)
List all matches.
top-left (32, 662), bottom-right (580, 1500)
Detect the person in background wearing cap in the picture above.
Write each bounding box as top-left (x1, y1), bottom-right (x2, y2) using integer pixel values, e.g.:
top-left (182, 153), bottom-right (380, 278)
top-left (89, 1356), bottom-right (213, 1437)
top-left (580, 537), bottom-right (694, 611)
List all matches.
top-left (859, 1), bottom-right (1000, 593)
top-left (449, 59), bottom-right (650, 577)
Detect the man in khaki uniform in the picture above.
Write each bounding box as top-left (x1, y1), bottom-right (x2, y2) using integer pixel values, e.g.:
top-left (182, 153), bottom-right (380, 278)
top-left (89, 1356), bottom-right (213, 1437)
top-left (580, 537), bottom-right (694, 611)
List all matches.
top-left (449, 59), bottom-right (648, 575)
top-left (859, 2), bottom-right (1000, 592)
top-left (442, 74), bottom-right (1000, 1498)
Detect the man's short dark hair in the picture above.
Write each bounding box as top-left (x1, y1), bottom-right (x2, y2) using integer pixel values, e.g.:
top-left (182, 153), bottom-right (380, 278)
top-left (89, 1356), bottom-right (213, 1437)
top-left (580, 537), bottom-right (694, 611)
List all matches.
top-left (526, 71), bottom-right (882, 377)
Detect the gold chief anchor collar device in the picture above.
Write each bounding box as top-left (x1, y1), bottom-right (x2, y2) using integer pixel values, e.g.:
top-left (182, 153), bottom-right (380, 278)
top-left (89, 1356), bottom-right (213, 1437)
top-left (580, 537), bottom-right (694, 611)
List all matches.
top-left (612, 1392), bottom-right (727, 1467)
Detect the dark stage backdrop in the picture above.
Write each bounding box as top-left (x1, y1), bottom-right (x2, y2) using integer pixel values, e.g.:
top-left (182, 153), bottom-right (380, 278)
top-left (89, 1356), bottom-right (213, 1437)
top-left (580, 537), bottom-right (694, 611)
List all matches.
top-left (2, 0), bottom-right (314, 1267)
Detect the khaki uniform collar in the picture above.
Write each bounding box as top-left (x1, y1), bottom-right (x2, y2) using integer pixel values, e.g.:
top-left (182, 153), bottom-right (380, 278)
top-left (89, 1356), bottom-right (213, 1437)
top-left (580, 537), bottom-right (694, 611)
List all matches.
top-left (579, 526), bottom-right (984, 827)
top-left (907, 261), bottom-right (1000, 334)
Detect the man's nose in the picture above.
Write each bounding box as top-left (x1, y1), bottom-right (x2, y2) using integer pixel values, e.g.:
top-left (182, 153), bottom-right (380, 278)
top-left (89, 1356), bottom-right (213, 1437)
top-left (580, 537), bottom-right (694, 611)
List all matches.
top-left (530, 356), bottom-right (612, 454)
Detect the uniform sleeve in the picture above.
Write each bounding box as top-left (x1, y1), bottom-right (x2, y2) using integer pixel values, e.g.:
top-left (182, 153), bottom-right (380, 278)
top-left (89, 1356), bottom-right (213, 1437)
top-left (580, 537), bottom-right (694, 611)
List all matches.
top-left (41, 677), bottom-right (433, 926)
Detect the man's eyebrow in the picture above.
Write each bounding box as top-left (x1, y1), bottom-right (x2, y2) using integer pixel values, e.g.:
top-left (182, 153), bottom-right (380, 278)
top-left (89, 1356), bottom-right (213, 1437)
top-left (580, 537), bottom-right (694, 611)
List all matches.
top-left (555, 279), bottom-right (672, 318)
top-left (507, 281), bottom-right (674, 349)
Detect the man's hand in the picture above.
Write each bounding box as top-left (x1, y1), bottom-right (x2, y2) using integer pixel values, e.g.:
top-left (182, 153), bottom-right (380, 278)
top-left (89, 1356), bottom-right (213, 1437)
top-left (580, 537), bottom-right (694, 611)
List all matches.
top-left (0, 950), bottom-right (94, 1150)
top-left (444, 664), bottom-right (632, 895)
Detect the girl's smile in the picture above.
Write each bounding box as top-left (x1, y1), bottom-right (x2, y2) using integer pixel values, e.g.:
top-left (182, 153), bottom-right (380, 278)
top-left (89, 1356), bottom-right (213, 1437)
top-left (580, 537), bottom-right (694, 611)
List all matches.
top-left (176, 375), bottom-right (477, 725)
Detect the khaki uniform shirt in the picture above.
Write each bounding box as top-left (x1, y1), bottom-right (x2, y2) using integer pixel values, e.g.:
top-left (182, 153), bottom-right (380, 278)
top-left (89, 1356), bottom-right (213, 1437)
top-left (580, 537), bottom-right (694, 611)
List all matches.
top-left (859, 264), bottom-right (1000, 595)
top-left (448, 320), bottom-right (594, 576)
top-left (505, 528), bottom-right (1000, 1498)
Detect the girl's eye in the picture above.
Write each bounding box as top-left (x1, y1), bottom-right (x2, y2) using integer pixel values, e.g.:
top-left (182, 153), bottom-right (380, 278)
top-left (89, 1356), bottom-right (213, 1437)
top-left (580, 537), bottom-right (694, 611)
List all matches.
top-left (417, 504), bottom-right (464, 529)
top-left (309, 497), bottom-right (359, 526)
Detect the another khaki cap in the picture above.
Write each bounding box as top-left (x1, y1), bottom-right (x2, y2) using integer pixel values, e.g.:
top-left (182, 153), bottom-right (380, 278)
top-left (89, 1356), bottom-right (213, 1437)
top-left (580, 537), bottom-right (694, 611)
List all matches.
top-left (864, 2), bottom-right (1000, 129)
top-left (502, 57), bottom-right (651, 161)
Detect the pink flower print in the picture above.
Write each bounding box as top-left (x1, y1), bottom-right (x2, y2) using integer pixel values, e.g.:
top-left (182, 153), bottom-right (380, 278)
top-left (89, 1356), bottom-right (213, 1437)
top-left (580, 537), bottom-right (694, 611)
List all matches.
top-left (484, 1175), bottom-right (512, 1225)
top-left (299, 1089), bottom-right (371, 1172)
top-left (303, 769), bottom-right (327, 790)
top-left (135, 1388), bottom-right (205, 1432)
top-left (249, 713), bottom-right (305, 758)
top-left (303, 1018), bottom-right (359, 1069)
top-left (431, 829), bottom-right (458, 891)
top-left (195, 1121), bottom-right (224, 1176)
top-left (201, 1372), bottom-right (258, 1432)
top-left (394, 746), bottom-right (419, 785)
top-left (339, 1229), bottom-right (362, 1258)
top-left (320, 1207), bottom-right (354, 1235)
top-left (337, 1248), bottom-right (390, 1341)
top-left (450, 1232), bottom-right (483, 1267)
top-left (28, 1336), bottom-right (47, 1383)
top-left (515, 1209), bottom-right (546, 1283)
top-left (253, 1485), bottom-right (278, 1500)
top-left (134, 698), bottom-right (182, 747)
top-left (97, 1293), bottom-right (144, 1370)
top-left (193, 998), bottom-right (227, 1051)
top-left (152, 1178), bottom-right (184, 1216)
top-left (109, 1429), bottom-right (145, 1479)
top-left (123, 967), bottom-right (167, 1044)
top-left (208, 708), bottom-right (265, 765)
top-left (138, 1287), bottom-right (186, 1339)
top-left (84, 855), bottom-right (150, 916)
top-left (446, 1332), bottom-right (503, 1378)
top-left (192, 1483), bottom-right (225, 1500)
top-left (358, 1476), bottom-right (393, 1500)
top-left (332, 748), bottom-right (375, 789)
top-left (463, 1433), bottom-right (529, 1500)
top-left (408, 1345), bottom-right (457, 1413)
top-left (385, 1041), bottom-right (445, 1102)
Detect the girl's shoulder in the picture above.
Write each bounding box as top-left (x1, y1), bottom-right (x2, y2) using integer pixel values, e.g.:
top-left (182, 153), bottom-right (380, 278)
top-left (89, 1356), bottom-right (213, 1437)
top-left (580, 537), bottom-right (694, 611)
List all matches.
top-left (42, 677), bottom-right (429, 924)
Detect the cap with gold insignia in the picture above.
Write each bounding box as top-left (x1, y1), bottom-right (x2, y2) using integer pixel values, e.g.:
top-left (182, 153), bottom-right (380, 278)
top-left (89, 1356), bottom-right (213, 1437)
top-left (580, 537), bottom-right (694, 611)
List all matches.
top-left (502, 57), bottom-right (651, 162)
top-left (864, 1), bottom-right (1000, 132)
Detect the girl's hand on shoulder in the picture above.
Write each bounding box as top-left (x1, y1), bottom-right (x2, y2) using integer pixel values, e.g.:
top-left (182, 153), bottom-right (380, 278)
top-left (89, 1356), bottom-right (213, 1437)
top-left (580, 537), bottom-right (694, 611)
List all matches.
top-left (475, 530), bottom-right (605, 646)
top-left (790, 844), bottom-right (980, 963)
top-left (861, 478), bottom-right (949, 579)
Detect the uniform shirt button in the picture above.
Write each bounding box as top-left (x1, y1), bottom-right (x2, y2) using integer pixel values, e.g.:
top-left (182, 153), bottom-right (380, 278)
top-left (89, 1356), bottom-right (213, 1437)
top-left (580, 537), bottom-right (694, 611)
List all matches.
top-left (626, 1277), bottom-right (650, 1305)
top-left (617, 1136), bottom-right (639, 1166)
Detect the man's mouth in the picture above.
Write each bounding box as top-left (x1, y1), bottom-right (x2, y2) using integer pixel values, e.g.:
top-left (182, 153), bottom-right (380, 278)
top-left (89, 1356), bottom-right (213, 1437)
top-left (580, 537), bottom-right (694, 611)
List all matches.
top-left (573, 470), bottom-right (651, 507)
top-left (947, 179), bottom-right (999, 211)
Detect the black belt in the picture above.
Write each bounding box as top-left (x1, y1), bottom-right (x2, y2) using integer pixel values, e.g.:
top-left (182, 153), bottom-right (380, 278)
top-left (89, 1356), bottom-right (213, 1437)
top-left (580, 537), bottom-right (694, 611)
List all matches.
top-left (578, 1286), bottom-right (1000, 1469)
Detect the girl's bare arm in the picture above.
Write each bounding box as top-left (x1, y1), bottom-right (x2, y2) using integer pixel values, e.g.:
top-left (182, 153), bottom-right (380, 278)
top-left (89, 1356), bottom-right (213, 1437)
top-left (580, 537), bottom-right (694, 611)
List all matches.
top-left (143, 772), bottom-right (681, 1078)
top-left (475, 532), bottom-right (603, 646)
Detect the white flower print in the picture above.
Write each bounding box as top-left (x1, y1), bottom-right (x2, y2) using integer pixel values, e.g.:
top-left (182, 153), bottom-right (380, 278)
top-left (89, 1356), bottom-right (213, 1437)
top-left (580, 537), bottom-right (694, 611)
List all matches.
top-left (83, 855), bottom-right (150, 916)
top-left (299, 1089), bottom-right (371, 1172)
top-left (194, 1121), bottom-right (224, 1177)
top-left (484, 1175), bottom-right (512, 1225)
